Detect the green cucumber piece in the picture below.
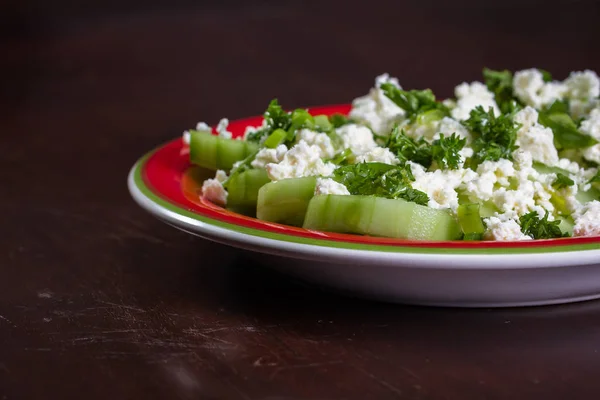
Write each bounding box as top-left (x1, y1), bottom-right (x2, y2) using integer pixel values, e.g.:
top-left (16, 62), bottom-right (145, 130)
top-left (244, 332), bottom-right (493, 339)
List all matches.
top-left (303, 195), bottom-right (462, 240)
top-left (189, 130), bottom-right (257, 171)
top-left (313, 115), bottom-right (333, 131)
top-left (226, 169), bottom-right (270, 216)
top-left (256, 177), bottom-right (317, 226)
top-left (264, 128), bottom-right (287, 149)
top-left (457, 203), bottom-right (485, 240)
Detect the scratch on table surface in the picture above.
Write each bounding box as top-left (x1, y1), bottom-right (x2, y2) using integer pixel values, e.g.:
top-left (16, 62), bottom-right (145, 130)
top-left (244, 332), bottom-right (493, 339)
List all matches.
top-left (353, 366), bottom-right (403, 398)
top-left (110, 225), bottom-right (170, 246)
top-left (97, 301), bottom-right (146, 313)
top-left (253, 356), bottom-right (278, 367)
top-left (0, 315), bottom-right (16, 327)
top-left (37, 290), bottom-right (54, 299)
top-left (269, 361), bottom-right (343, 380)
top-left (200, 325), bottom-right (259, 334)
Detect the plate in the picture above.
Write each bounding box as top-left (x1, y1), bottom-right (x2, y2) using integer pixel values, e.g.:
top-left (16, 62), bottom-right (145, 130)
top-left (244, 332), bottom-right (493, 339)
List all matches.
top-left (127, 104), bottom-right (600, 308)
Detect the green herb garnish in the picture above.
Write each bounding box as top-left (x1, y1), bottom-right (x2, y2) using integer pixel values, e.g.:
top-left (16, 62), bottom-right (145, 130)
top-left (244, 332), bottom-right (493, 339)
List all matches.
top-left (332, 162), bottom-right (429, 205)
top-left (482, 68), bottom-right (520, 114)
top-left (329, 113), bottom-right (353, 128)
top-left (385, 125), bottom-right (432, 168)
top-left (463, 106), bottom-right (519, 165)
top-left (431, 133), bottom-right (467, 170)
top-left (379, 83), bottom-right (449, 122)
top-left (519, 211), bottom-right (570, 239)
top-left (552, 173), bottom-right (575, 190)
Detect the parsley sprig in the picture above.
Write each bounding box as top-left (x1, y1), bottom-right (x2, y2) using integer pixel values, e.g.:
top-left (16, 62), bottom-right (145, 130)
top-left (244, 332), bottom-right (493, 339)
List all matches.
top-left (482, 68), bottom-right (522, 114)
top-left (431, 133), bottom-right (467, 170)
top-left (385, 126), bottom-right (432, 167)
top-left (552, 173), bottom-right (575, 190)
top-left (463, 106), bottom-right (520, 165)
top-left (379, 83), bottom-right (449, 122)
top-left (519, 211), bottom-right (570, 239)
top-left (332, 162), bottom-right (429, 206)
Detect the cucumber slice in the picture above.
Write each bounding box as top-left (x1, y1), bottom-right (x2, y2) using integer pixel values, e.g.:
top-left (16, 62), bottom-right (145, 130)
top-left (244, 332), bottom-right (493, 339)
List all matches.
top-left (264, 128), bottom-right (287, 149)
top-left (302, 195), bottom-right (373, 234)
top-left (303, 195), bottom-right (462, 240)
top-left (257, 177), bottom-right (317, 226)
top-left (457, 203), bottom-right (485, 240)
top-left (313, 115), bottom-right (333, 131)
top-left (226, 169), bottom-right (270, 216)
top-left (190, 130), bottom-right (257, 171)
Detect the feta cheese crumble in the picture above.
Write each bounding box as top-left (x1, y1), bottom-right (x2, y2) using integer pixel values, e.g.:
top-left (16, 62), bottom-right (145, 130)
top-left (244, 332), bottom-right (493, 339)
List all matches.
top-left (349, 74), bottom-right (406, 135)
top-left (451, 82), bottom-right (499, 121)
top-left (251, 145), bottom-right (288, 169)
top-left (483, 217), bottom-right (532, 241)
top-left (335, 124), bottom-right (378, 155)
top-left (201, 170), bottom-right (228, 206)
top-left (573, 201), bottom-right (600, 237)
top-left (216, 118), bottom-right (233, 139)
top-left (314, 178), bottom-right (350, 196)
top-left (265, 141), bottom-right (337, 181)
top-left (513, 107), bottom-right (559, 165)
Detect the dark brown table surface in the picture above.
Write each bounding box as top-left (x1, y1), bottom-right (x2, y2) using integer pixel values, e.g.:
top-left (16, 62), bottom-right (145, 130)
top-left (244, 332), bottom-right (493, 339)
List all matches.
top-left (2, 1), bottom-right (600, 398)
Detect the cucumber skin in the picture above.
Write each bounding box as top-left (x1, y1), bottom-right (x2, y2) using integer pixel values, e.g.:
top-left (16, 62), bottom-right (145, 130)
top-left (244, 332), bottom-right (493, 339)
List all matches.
top-left (189, 130), bottom-right (257, 171)
top-left (303, 195), bottom-right (462, 241)
top-left (256, 177), bottom-right (317, 227)
top-left (226, 169), bottom-right (271, 215)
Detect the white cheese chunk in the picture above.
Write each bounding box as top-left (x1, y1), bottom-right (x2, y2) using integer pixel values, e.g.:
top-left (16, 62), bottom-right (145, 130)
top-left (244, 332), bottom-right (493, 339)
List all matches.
top-left (251, 144), bottom-right (288, 169)
top-left (513, 107), bottom-right (559, 165)
top-left (573, 200), bottom-right (600, 237)
top-left (513, 69), bottom-right (567, 109)
top-left (483, 217), bottom-right (532, 241)
top-left (314, 178), bottom-right (350, 196)
top-left (201, 170), bottom-right (228, 206)
top-left (297, 129), bottom-right (336, 159)
top-left (451, 82), bottom-right (500, 121)
top-left (355, 147), bottom-right (399, 165)
top-left (349, 74), bottom-right (406, 135)
top-left (265, 141), bottom-right (336, 181)
top-left (216, 118), bottom-right (233, 139)
top-left (335, 124), bottom-right (378, 155)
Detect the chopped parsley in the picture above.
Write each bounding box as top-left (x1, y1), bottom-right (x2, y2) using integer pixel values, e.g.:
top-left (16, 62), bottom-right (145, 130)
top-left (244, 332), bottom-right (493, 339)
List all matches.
top-left (245, 99), bottom-right (292, 144)
top-left (332, 162), bottom-right (429, 206)
top-left (552, 173), bottom-right (575, 190)
top-left (463, 106), bottom-right (520, 165)
top-left (329, 113), bottom-right (353, 128)
top-left (431, 133), bottom-right (466, 170)
top-left (385, 125), bottom-right (432, 168)
top-left (482, 68), bottom-right (521, 114)
top-left (519, 211), bottom-right (570, 239)
top-left (246, 100), bottom-right (334, 146)
top-left (379, 83), bottom-right (449, 122)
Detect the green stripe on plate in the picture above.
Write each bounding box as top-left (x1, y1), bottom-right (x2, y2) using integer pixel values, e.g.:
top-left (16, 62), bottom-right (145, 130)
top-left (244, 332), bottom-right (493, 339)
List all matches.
top-left (133, 150), bottom-right (600, 255)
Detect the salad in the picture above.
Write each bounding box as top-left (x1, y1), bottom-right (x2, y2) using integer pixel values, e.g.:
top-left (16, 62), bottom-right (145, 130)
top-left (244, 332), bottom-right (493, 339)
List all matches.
top-left (182, 68), bottom-right (600, 241)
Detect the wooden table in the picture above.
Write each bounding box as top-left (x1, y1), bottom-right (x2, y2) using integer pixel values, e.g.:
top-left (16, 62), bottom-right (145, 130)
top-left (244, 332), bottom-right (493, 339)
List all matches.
top-left (2, 1), bottom-right (600, 398)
